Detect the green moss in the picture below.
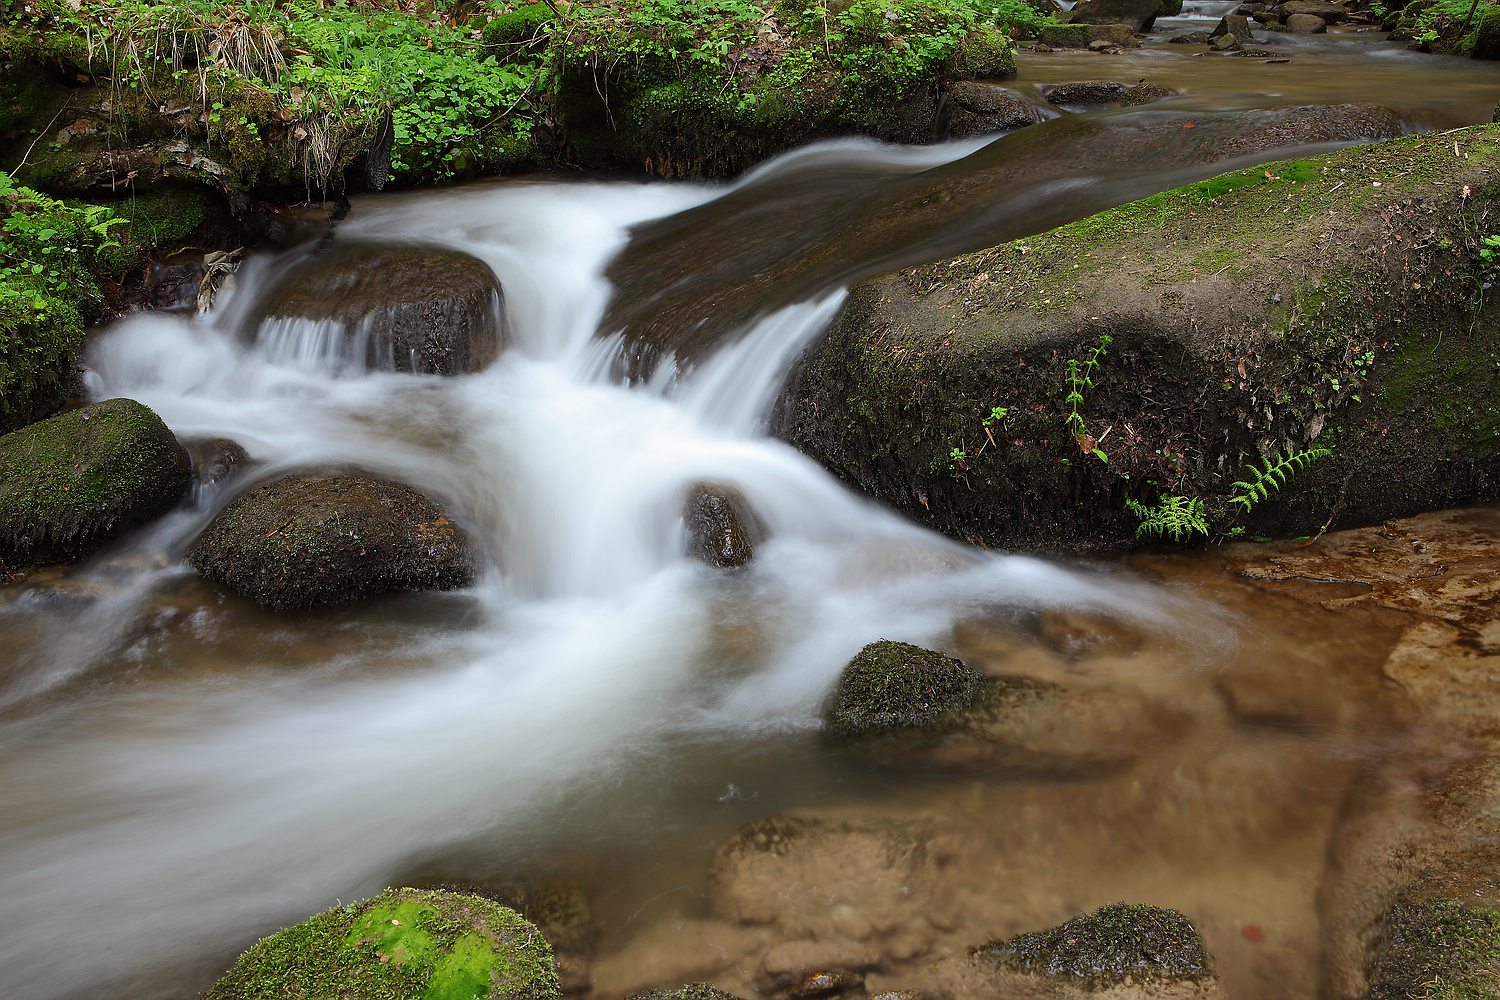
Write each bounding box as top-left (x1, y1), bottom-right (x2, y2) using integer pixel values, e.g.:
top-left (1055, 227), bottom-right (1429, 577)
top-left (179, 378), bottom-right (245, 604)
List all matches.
top-left (1464, 3), bottom-right (1500, 57)
top-left (627, 987), bottom-right (744, 1000)
top-left (823, 639), bottom-right (983, 737)
top-left (207, 888), bottom-right (561, 1000)
top-left (977, 902), bottom-right (1210, 983)
top-left (483, 3), bottom-right (556, 48)
top-left (1369, 899), bottom-right (1500, 1000)
top-left (946, 25), bottom-right (1017, 78)
top-left (1037, 22), bottom-right (1092, 46)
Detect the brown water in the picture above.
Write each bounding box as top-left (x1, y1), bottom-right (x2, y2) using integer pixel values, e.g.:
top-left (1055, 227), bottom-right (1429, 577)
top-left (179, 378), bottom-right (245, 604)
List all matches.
top-left (2, 37), bottom-right (1499, 1000)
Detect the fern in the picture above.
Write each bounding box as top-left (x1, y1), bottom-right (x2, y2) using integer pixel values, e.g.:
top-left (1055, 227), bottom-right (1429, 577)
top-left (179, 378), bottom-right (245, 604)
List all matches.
top-left (1126, 495), bottom-right (1210, 542)
top-left (1062, 334), bottom-right (1112, 462)
top-left (1229, 447), bottom-right (1332, 513)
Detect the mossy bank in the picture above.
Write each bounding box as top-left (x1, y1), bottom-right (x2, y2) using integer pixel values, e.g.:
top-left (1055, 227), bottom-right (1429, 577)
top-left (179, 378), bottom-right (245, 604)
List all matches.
top-left (774, 126), bottom-right (1500, 551)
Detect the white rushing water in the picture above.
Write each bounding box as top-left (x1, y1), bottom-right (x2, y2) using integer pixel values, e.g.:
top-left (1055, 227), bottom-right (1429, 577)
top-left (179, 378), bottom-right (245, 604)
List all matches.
top-left (0, 140), bottom-right (1210, 999)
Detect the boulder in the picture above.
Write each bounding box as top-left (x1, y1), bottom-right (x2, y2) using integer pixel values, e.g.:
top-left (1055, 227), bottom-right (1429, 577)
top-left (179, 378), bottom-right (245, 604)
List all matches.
top-left (1169, 30), bottom-right (1212, 42)
top-left (683, 484), bottom-right (761, 569)
top-left (1273, 0), bottom-right (1350, 21)
top-left (185, 437), bottom-right (250, 489)
top-left (628, 988), bottom-right (745, 1000)
top-left (1210, 13), bottom-right (1256, 39)
top-left (946, 83), bottom-right (1046, 138)
top-left (0, 398), bottom-right (191, 567)
top-left (1122, 82), bottom-right (1175, 105)
top-left (822, 640), bottom-right (983, 738)
top-left (773, 122), bottom-right (1499, 553)
top-left (189, 472), bottom-right (475, 610)
top-left (204, 887), bottom-right (562, 1000)
top-left (1068, 0), bottom-right (1166, 30)
top-left (252, 243), bottom-right (505, 376)
top-left (975, 903), bottom-right (1213, 983)
top-left (1285, 11), bottom-right (1327, 30)
top-left (1036, 22), bottom-right (1095, 46)
top-left (1044, 80), bottom-right (1131, 106)
top-left (1213, 32), bottom-right (1243, 49)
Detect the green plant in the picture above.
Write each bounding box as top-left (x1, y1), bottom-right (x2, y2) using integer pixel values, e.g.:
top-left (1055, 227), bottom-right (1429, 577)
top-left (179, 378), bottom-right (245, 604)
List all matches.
top-left (1228, 447), bottom-right (1332, 513)
top-left (1063, 334), bottom-right (1111, 463)
top-left (1125, 495), bottom-right (1210, 542)
top-left (1479, 233), bottom-right (1500, 272)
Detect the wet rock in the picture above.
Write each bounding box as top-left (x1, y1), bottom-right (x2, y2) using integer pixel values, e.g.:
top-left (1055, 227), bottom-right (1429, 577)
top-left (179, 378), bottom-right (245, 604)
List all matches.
top-left (204, 887), bottom-right (562, 1000)
top-left (254, 243), bottom-right (505, 376)
top-left (0, 398), bottom-right (191, 567)
top-left (1213, 32), bottom-right (1243, 50)
top-left (976, 903), bottom-right (1212, 983)
top-left (1069, 0), bottom-right (1165, 31)
top-left (1285, 11), bottom-right (1327, 30)
top-left (1044, 80), bottom-right (1131, 106)
top-left (1366, 899), bottom-right (1500, 999)
top-left (1169, 30), bottom-right (1211, 41)
top-left (1030, 608), bottom-right (1144, 660)
top-left (1122, 82), bottom-right (1175, 106)
top-left (627, 987), bottom-right (744, 1000)
top-left (785, 968), bottom-right (864, 998)
top-left (1210, 13), bottom-right (1255, 39)
top-left (490, 881), bottom-right (597, 997)
top-left (185, 438), bottom-right (250, 489)
top-left (1090, 22), bottom-right (1144, 46)
top-left (1037, 22), bottom-right (1096, 46)
top-left (1273, 0), bottom-right (1350, 21)
top-left (947, 83), bottom-right (1046, 138)
top-left (683, 484), bottom-right (761, 569)
top-left (146, 259), bottom-right (206, 311)
top-left (822, 640), bottom-right (983, 738)
top-left (189, 472), bottom-right (475, 610)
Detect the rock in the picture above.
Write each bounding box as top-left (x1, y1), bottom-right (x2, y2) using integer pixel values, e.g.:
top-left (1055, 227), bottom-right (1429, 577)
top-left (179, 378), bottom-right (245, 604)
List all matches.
top-left (822, 640), bottom-right (983, 738)
top-left (1044, 80), bottom-right (1131, 106)
top-left (1210, 13), bottom-right (1255, 39)
top-left (945, 26), bottom-right (1018, 80)
top-left (683, 484), bottom-right (761, 569)
top-left (204, 887), bottom-right (562, 1000)
top-left (189, 472), bottom-right (475, 610)
top-left (786, 968), bottom-right (863, 998)
top-left (185, 438), bottom-right (250, 489)
top-left (1122, 82), bottom-right (1175, 106)
top-left (1169, 30), bottom-right (1212, 41)
top-left (1086, 38), bottom-right (1119, 51)
top-left (946, 83), bottom-right (1045, 138)
top-left (1090, 22), bottom-right (1144, 46)
top-left (146, 259), bottom-right (206, 311)
top-left (1037, 22), bottom-right (1095, 46)
top-left (773, 119), bottom-right (1500, 554)
top-left (253, 243), bottom-right (505, 376)
top-left (1068, 0), bottom-right (1165, 31)
top-left (1366, 899), bottom-right (1500, 999)
top-left (1030, 608), bottom-right (1144, 659)
top-left (1274, 0), bottom-right (1350, 21)
top-left (1285, 11), bottom-right (1327, 31)
top-left (1213, 32), bottom-right (1243, 49)
top-left (627, 987), bottom-right (744, 1000)
top-left (976, 903), bottom-right (1212, 982)
top-left (0, 398), bottom-right (191, 567)
top-left (710, 815), bottom-right (940, 934)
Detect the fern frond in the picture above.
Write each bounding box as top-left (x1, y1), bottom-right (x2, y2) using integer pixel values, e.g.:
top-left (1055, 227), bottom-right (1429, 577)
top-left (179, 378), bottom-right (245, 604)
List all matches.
top-left (1127, 495), bottom-right (1210, 542)
top-left (1228, 446), bottom-right (1332, 514)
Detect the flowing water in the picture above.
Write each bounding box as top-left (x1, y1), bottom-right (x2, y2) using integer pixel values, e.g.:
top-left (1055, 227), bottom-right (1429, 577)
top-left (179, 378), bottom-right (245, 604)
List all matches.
top-left (1, 42), bottom-right (1499, 1000)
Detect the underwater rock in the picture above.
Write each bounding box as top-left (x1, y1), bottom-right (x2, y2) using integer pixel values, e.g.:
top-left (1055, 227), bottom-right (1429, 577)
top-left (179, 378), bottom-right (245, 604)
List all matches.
top-left (254, 243), bottom-right (505, 376)
top-left (189, 472), bottom-right (475, 610)
top-left (0, 398), bottom-right (191, 567)
top-left (627, 986), bottom-right (745, 1000)
top-left (204, 887), bottom-right (562, 1000)
top-left (976, 902), bottom-right (1213, 983)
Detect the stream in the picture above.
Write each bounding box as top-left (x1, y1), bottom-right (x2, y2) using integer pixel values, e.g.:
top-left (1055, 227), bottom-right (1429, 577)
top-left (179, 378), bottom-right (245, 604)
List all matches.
top-left (2, 34), bottom-right (1499, 1000)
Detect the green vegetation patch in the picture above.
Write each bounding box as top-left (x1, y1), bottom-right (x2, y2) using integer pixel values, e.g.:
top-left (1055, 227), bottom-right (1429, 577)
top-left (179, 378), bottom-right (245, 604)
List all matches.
top-left (206, 887), bottom-right (562, 1000)
top-left (1368, 899), bottom-right (1500, 1000)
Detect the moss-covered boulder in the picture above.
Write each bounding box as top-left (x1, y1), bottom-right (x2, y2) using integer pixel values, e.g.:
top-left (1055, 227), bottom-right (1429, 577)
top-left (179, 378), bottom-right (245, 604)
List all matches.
top-left (976, 903), bottom-right (1212, 984)
top-left (205, 887), bottom-right (561, 1000)
top-left (0, 398), bottom-right (191, 567)
top-left (1068, 0), bottom-right (1169, 30)
top-left (251, 244), bottom-right (505, 376)
top-left (1367, 899), bottom-right (1500, 999)
top-left (823, 640), bottom-right (983, 738)
top-left (189, 472), bottom-right (475, 610)
top-left (774, 126), bottom-right (1500, 552)
top-left (683, 484), bottom-right (761, 569)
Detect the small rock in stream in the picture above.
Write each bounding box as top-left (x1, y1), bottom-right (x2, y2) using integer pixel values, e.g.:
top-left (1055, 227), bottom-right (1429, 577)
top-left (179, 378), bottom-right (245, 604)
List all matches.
top-left (683, 483), bottom-right (762, 569)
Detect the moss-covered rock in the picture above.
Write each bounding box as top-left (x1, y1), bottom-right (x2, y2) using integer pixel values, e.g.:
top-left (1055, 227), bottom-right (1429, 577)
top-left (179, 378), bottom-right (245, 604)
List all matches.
top-left (945, 82), bottom-right (1045, 138)
top-left (822, 639), bottom-right (983, 737)
top-left (1367, 899), bottom-right (1500, 999)
top-left (205, 887), bottom-right (562, 1000)
top-left (0, 398), bottom-right (191, 567)
top-left (774, 125), bottom-right (1500, 552)
top-left (628, 986), bottom-right (745, 1000)
top-left (976, 902), bottom-right (1211, 984)
top-left (251, 244), bottom-right (506, 376)
top-left (683, 483), bottom-right (761, 569)
top-left (189, 472), bottom-right (475, 610)
top-left (1037, 22), bottom-right (1096, 45)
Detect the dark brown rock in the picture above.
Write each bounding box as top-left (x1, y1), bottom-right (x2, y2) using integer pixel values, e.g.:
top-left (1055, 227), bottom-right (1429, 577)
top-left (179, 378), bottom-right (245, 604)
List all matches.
top-left (185, 438), bottom-right (250, 489)
top-left (1286, 11), bottom-right (1328, 31)
top-left (946, 83), bottom-right (1046, 138)
top-left (1044, 80), bottom-right (1131, 106)
top-left (253, 243), bottom-right (505, 376)
top-left (822, 640), bottom-right (983, 738)
top-left (683, 484), bottom-right (761, 569)
top-left (1211, 13), bottom-right (1256, 39)
top-left (189, 472), bottom-right (475, 610)
top-left (1068, 0), bottom-right (1165, 30)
